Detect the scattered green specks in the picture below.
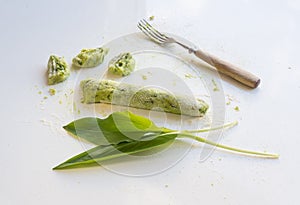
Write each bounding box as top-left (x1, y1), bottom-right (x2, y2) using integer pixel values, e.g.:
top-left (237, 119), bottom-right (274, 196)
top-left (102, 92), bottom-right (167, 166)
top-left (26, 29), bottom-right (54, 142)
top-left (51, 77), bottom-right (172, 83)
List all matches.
top-left (234, 106), bottom-right (240, 111)
top-left (212, 79), bottom-right (219, 91)
top-left (185, 73), bottom-right (196, 79)
top-left (73, 102), bottom-right (81, 114)
top-left (73, 102), bottom-right (77, 111)
top-left (49, 88), bottom-right (56, 96)
top-left (149, 16), bottom-right (155, 21)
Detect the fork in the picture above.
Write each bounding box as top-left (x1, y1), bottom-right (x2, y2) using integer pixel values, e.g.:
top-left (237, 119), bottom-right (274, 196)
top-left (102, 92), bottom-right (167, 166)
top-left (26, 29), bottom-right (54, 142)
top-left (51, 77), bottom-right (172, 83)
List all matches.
top-left (138, 19), bottom-right (260, 88)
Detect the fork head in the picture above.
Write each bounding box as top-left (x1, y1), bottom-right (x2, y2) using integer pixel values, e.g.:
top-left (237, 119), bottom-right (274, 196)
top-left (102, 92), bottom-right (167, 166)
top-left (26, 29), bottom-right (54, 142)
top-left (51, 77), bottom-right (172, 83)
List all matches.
top-left (137, 19), bottom-right (170, 44)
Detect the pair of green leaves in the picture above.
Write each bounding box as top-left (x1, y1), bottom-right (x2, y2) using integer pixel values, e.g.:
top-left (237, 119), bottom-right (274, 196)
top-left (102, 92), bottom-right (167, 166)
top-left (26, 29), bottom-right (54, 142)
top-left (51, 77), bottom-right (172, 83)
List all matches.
top-left (53, 111), bottom-right (278, 170)
top-left (53, 111), bottom-right (176, 170)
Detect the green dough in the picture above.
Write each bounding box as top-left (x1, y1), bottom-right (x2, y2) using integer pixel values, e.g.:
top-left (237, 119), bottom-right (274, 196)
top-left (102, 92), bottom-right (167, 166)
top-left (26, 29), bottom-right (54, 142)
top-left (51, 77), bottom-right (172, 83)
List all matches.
top-left (108, 53), bottom-right (135, 76)
top-left (80, 79), bottom-right (209, 117)
top-left (72, 47), bottom-right (109, 68)
top-left (47, 55), bottom-right (70, 85)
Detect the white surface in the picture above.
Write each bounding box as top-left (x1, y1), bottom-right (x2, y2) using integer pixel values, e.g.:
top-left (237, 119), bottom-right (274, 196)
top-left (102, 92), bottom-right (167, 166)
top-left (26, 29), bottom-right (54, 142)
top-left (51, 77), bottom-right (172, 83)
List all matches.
top-left (0, 0), bottom-right (300, 205)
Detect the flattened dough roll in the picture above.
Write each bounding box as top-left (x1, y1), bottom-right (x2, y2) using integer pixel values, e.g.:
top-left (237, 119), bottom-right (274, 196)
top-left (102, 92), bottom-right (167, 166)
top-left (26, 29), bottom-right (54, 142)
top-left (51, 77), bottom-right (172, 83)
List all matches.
top-left (80, 79), bottom-right (209, 117)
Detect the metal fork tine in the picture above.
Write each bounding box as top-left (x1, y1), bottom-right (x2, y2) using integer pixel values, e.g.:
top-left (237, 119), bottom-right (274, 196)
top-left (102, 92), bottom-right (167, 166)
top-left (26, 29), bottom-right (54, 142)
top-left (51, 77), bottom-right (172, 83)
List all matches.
top-left (141, 19), bottom-right (168, 40)
top-left (142, 20), bottom-right (168, 42)
top-left (139, 27), bottom-right (165, 43)
top-left (138, 20), bottom-right (168, 43)
top-left (137, 22), bottom-right (164, 43)
top-left (138, 21), bottom-right (166, 42)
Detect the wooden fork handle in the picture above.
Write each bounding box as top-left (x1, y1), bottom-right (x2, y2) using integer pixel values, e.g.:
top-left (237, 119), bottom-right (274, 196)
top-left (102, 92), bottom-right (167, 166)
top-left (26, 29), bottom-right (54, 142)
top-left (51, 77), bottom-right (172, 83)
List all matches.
top-left (194, 49), bottom-right (260, 88)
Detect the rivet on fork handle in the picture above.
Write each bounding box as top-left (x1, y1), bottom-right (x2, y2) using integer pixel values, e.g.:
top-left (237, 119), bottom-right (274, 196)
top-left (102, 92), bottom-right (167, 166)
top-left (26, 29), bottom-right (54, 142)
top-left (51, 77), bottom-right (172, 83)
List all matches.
top-left (194, 49), bottom-right (260, 88)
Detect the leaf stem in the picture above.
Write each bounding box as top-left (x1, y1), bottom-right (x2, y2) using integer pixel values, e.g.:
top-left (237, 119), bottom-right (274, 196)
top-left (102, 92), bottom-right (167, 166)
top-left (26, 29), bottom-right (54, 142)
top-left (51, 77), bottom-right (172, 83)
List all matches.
top-left (178, 132), bottom-right (279, 159)
top-left (182, 121), bottom-right (238, 133)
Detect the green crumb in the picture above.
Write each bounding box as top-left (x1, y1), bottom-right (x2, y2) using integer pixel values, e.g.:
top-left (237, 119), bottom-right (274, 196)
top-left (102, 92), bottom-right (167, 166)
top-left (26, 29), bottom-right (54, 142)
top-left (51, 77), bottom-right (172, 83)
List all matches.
top-left (234, 106), bottom-right (240, 111)
top-left (212, 79), bottom-right (219, 91)
top-left (108, 53), bottom-right (135, 76)
top-left (142, 75), bottom-right (147, 80)
top-left (184, 73), bottom-right (196, 79)
top-left (49, 88), bottom-right (56, 96)
top-left (59, 100), bottom-right (62, 104)
top-left (149, 15), bottom-right (154, 21)
top-left (38, 91), bottom-right (42, 95)
top-left (72, 47), bottom-right (109, 68)
top-left (43, 96), bottom-right (48, 100)
top-left (73, 102), bottom-right (77, 112)
top-left (226, 101), bottom-right (231, 105)
top-left (77, 109), bottom-right (81, 114)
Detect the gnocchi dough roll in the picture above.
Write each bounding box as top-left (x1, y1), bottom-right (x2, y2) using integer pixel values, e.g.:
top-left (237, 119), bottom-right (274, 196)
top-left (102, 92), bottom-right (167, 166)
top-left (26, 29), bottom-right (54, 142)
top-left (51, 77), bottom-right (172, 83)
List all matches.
top-left (80, 79), bottom-right (209, 117)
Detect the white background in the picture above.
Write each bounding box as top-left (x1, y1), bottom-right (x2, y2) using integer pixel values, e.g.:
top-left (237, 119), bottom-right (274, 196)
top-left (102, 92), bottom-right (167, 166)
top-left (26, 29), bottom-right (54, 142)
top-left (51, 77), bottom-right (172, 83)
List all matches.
top-left (0, 0), bottom-right (300, 204)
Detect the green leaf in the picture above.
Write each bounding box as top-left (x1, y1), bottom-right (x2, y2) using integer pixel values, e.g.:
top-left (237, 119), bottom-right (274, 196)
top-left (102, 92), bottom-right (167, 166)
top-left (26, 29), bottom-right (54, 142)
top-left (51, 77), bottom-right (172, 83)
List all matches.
top-left (63, 111), bottom-right (172, 145)
top-left (53, 133), bottom-right (178, 170)
top-left (55, 111), bottom-right (279, 170)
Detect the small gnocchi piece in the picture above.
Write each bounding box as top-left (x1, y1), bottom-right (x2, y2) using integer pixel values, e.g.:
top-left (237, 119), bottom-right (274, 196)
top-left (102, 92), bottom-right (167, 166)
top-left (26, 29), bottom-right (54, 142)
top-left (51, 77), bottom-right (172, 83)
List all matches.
top-left (108, 53), bottom-right (135, 76)
top-left (72, 47), bottom-right (109, 68)
top-left (47, 55), bottom-right (70, 85)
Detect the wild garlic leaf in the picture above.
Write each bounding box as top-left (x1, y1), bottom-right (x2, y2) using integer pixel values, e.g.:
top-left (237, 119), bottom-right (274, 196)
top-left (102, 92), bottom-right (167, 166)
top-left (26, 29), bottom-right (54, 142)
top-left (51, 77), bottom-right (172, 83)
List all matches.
top-left (55, 111), bottom-right (278, 170)
top-left (53, 133), bottom-right (178, 170)
top-left (63, 111), bottom-right (172, 145)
